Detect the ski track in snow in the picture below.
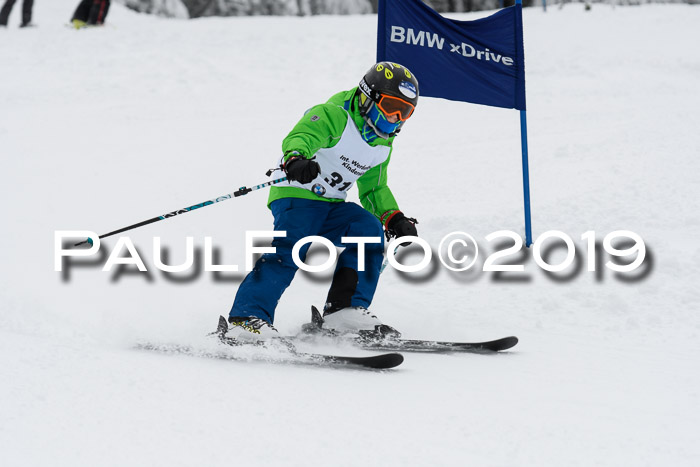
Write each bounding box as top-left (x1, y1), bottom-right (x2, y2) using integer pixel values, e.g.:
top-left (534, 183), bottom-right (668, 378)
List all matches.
top-left (1, 2), bottom-right (699, 466)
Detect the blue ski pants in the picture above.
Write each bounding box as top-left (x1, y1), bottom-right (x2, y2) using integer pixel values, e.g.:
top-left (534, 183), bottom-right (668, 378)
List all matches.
top-left (230, 198), bottom-right (385, 323)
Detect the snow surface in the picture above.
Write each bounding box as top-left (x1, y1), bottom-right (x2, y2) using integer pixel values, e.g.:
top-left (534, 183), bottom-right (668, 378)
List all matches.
top-left (2, 2), bottom-right (700, 466)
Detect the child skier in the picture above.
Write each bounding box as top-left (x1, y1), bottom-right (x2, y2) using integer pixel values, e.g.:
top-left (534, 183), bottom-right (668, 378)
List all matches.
top-left (227, 62), bottom-right (419, 340)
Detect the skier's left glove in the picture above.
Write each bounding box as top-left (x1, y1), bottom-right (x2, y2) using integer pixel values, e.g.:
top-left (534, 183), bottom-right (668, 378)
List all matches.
top-left (385, 211), bottom-right (418, 242)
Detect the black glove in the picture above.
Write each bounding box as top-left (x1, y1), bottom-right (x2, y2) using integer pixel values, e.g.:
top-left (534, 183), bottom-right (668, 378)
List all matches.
top-left (284, 156), bottom-right (320, 184)
top-left (385, 212), bottom-right (418, 241)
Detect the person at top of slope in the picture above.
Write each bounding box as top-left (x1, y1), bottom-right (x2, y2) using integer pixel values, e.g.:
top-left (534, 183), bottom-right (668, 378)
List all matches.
top-left (227, 61), bottom-right (420, 340)
top-left (70, 0), bottom-right (109, 29)
top-left (0, 0), bottom-right (34, 28)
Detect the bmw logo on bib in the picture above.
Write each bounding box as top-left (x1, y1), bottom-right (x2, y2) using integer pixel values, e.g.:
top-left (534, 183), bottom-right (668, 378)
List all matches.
top-left (312, 183), bottom-right (326, 196)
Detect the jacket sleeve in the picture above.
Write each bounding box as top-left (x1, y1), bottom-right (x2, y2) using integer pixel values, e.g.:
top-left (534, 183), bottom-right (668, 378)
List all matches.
top-left (356, 151), bottom-right (400, 225)
top-left (281, 103), bottom-right (348, 161)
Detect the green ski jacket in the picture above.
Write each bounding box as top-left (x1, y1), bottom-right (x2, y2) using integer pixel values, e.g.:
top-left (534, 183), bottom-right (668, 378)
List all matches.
top-left (268, 88), bottom-right (401, 226)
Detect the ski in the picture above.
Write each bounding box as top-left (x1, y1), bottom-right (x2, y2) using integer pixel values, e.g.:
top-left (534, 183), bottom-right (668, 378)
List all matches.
top-left (349, 336), bottom-right (518, 353)
top-left (136, 341), bottom-right (403, 370)
top-left (217, 327), bottom-right (403, 368)
top-left (135, 315), bottom-right (403, 370)
top-left (300, 306), bottom-right (519, 353)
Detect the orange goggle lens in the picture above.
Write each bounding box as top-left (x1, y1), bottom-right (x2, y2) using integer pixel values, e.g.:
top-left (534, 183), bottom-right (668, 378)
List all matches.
top-left (377, 95), bottom-right (415, 121)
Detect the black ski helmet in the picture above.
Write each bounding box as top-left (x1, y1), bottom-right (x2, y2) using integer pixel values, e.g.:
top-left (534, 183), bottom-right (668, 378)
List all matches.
top-left (358, 62), bottom-right (419, 137)
top-left (359, 62), bottom-right (419, 107)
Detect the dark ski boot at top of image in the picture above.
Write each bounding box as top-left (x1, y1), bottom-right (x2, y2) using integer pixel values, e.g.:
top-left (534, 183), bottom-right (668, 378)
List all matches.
top-left (214, 316), bottom-right (404, 370)
top-left (300, 306), bottom-right (519, 353)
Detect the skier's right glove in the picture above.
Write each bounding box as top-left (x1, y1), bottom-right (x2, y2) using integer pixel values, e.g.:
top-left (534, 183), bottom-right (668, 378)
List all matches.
top-left (284, 155), bottom-right (321, 184)
top-left (385, 211), bottom-right (418, 243)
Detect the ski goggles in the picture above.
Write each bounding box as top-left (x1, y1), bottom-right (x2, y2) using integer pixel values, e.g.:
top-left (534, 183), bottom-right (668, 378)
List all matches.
top-left (376, 94), bottom-right (415, 121)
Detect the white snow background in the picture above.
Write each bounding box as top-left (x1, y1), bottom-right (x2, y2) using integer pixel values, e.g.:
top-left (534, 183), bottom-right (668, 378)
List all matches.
top-left (1, 2), bottom-right (700, 466)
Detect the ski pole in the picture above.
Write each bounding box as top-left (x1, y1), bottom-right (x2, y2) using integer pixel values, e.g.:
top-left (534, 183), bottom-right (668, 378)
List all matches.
top-left (380, 246), bottom-right (400, 275)
top-left (73, 177), bottom-right (288, 247)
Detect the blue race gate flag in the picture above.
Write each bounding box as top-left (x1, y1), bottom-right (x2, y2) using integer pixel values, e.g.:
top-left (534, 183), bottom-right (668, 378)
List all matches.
top-left (377, 0), bottom-right (533, 245)
top-left (377, 0), bottom-right (526, 111)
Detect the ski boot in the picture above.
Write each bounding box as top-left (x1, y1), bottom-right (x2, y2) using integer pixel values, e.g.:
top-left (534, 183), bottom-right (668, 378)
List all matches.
top-left (317, 306), bottom-right (401, 341)
top-left (71, 19), bottom-right (87, 29)
top-left (226, 316), bottom-right (279, 341)
top-left (214, 316), bottom-right (297, 353)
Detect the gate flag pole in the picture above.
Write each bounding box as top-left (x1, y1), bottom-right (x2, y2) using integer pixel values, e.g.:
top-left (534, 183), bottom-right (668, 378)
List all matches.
top-left (516, 0), bottom-right (532, 247)
top-left (520, 107), bottom-right (532, 247)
